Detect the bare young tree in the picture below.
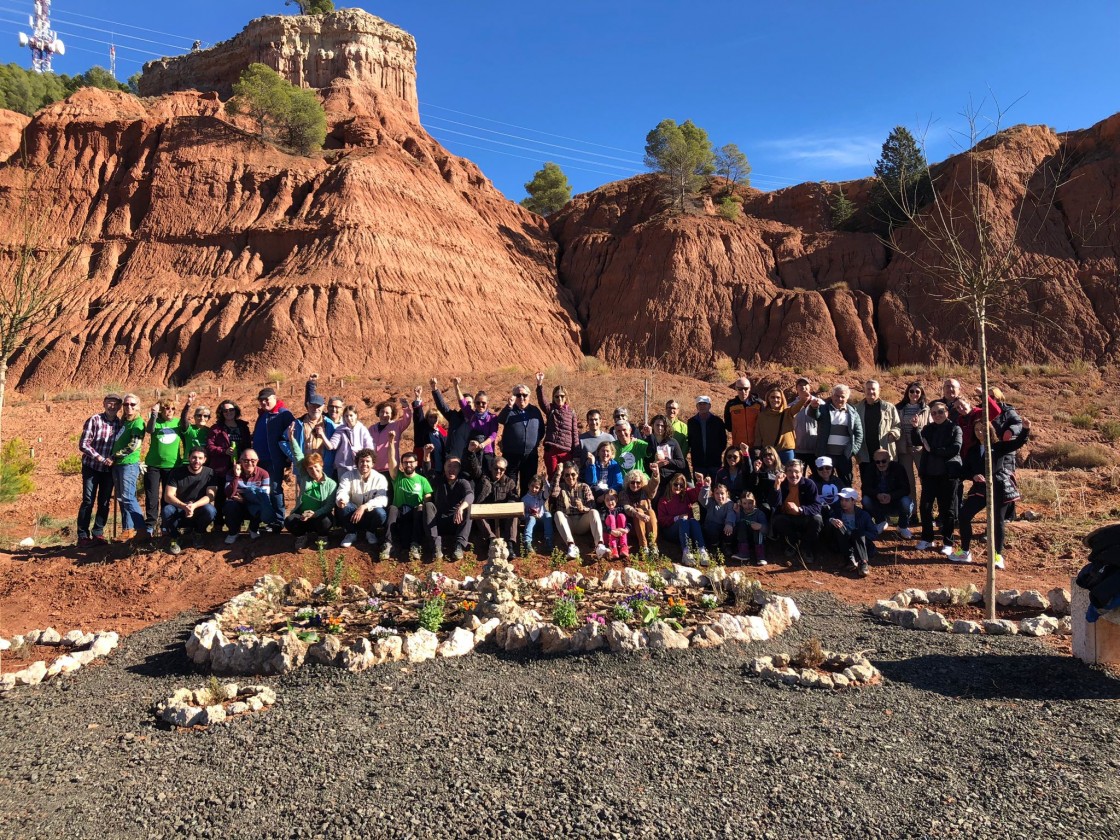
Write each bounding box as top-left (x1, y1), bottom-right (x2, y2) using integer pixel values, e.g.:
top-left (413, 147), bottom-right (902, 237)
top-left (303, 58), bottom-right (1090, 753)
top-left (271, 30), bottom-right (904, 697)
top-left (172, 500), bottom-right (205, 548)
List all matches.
top-left (884, 98), bottom-right (1066, 619)
top-left (0, 172), bottom-right (83, 451)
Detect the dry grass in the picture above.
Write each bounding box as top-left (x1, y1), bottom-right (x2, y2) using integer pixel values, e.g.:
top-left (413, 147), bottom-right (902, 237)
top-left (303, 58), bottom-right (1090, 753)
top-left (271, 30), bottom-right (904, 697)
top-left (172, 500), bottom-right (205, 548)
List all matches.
top-left (1098, 421), bottom-right (1120, 443)
top-left (1032, 442), bottom-right (1116, 470)
top-left (578, 355), bottom-right (609, 374)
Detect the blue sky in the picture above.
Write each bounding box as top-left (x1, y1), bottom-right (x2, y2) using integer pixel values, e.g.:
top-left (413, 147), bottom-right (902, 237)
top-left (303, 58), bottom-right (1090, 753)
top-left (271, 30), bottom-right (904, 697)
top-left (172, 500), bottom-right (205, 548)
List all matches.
top-left (1, 1), bottom-right (1117, 200)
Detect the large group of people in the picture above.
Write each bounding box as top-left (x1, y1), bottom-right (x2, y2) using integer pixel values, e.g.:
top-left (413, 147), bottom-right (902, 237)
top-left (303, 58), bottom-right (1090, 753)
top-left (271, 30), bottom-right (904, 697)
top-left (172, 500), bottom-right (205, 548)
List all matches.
top-left (74, 372), bottom-right (1030, 576)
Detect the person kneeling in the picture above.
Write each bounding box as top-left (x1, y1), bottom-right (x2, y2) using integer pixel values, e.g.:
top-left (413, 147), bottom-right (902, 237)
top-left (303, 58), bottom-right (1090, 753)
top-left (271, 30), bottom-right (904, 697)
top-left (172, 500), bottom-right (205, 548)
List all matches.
top-left (427, 457), bottom-right (473, 561)
top-left (770, 460), bottom-right (822, 564)
top-left (384, 433), bottom-right (429, 559)
top-left (732, 491), bottom-right (769, 566)
top-left (336, 448), bottom-right (390, 553)
top-left (823, 487), bottom-right (878, 577)
top-left (285, 439), bottom-right (338, 551)
top-left (162, 447), bottom-right (217, 555)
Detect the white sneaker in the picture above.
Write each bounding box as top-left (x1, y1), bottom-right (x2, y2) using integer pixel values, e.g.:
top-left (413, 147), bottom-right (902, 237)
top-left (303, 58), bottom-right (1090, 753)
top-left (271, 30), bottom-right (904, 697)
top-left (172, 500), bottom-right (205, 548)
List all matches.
top-left (341, 532), bottom-right (357, 548)
top-left (875, 521), bottom-right (888, 535)
top-left (898, 527), bottom-right (913, 540)
top-left (365, 531), bottom-right (378, 545)
top-left (682, 550), bottom-right (693, 566)
top-left (993, 553), bottom-right (1005, 570)
top-left (939, 545), bottom-right (954, 557)
top-left (698, 548), bottom-right (711, 566)
top-left (224, 534), bottom-right (239, 545)
top-left (915, 540), bottom-right (933, 551)
top-left (595, 543), bottom-right (610, 559)
top-left (566, 543), bottom-right (580, 560)
top-left (950, 549), bottom-right (973, 564)
top-left (248, 529), bottom-right (260, 541)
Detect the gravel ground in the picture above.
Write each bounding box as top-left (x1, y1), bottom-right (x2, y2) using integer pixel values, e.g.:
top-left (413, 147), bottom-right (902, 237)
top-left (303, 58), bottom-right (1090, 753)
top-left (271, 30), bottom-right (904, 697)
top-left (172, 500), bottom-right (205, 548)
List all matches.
top-left (2, 592), bottom-right (1119, 840)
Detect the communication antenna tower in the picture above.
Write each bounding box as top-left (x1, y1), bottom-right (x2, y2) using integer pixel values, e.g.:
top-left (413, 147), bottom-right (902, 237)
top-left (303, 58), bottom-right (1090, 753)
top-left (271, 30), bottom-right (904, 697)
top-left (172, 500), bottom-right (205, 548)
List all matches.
top-left (17, 0), bottom-right (66, 74)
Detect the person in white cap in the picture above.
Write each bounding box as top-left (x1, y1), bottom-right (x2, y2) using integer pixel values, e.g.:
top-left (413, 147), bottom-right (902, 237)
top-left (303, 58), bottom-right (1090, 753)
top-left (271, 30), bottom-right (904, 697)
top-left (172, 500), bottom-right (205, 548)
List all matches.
top-left (823, 487), bottom-right (878, 577)
top-left (813, 455), bottom-right (844, 520)
top-left (688, 396), bottom-right (727, 479)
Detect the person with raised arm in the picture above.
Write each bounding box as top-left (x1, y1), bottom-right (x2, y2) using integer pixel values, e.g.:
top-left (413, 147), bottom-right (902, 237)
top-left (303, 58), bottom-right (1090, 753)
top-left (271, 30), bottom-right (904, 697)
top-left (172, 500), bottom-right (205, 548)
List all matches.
top-left (385, 431), bottom-right (433, 561)
top-left (536, 371), bottom-right (580, 479)
top-left (369, 397), bottom-right (412, 474)
top-left (411, 384), bottom-right (447, 473)
top-left (618, 464), bottom-right (660, 554)
top-left (178, 392), bottom-right (211, 459)
top-left (657, 471), bottom-right (707, 565)
top-left (322, 404), bottom-right (375, 478)
top-left (454, 377), bottom-right (499, 454)
top-left (142, 397), bottom-right (184, 540)
top-left (430, 377), bottom-right (472, 459)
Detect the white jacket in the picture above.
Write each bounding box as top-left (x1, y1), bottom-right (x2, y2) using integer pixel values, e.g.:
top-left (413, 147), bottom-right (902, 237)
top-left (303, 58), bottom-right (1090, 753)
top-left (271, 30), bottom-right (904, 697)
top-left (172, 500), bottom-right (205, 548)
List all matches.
top-left (336, 468), bottom-right (389, 508)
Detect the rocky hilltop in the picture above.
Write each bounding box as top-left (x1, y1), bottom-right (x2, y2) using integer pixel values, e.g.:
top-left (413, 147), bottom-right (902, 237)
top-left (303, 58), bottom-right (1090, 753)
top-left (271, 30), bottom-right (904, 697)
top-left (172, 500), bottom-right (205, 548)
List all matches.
top-left (0, 10), bottom-right (581, 389)
top-left (0, 8), bottom-right (1117, 389)
top-left (551, 115), bottom-right (1120, 372)
top-left (138, 9), bottom-right (418, 113)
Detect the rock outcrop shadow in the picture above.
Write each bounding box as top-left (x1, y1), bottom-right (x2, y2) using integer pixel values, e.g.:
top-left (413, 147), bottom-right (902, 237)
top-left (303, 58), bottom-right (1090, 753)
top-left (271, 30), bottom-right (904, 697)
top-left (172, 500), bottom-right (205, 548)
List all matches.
top-left (876, 652), bottom-right (1120, 700)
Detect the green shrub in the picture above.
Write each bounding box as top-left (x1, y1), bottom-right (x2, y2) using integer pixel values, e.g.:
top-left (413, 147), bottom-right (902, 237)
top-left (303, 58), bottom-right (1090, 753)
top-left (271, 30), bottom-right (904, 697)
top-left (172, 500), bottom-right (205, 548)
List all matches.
top-left (417, 596), bottom-right (446, 632)
top-left (551, 597), bottom-right (579, 630)
top-left (717, 196), bottom-right (740, 220)
top-left (1099, 421), bottom-right (1120, 443)
top-left (1071, 414), bottom-right (1095, 429)
top-left (0, 440), bottom-right (35, 502)
top-left (226, 64), bottom-right (326, 155)
top-left (58, 454), bottom-right (82, 476)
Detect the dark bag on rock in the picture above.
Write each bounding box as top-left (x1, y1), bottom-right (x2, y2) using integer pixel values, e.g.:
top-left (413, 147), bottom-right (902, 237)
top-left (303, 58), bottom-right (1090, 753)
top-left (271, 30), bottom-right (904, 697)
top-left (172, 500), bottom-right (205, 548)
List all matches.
top-left (1076, 561), bottom-right (1120, 610)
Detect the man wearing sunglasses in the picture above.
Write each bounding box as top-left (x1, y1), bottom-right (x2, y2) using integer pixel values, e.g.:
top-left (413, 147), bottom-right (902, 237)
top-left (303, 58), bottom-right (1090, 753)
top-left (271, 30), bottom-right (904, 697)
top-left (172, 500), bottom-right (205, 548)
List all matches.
top-left (110, 394), bottom-right (146, 541)
top-left (860, 448), bottom-right (914, 539)
top-left (497, 385), bottom-right (545, 495)
top-left (910, 400), bottom-right (962, 554)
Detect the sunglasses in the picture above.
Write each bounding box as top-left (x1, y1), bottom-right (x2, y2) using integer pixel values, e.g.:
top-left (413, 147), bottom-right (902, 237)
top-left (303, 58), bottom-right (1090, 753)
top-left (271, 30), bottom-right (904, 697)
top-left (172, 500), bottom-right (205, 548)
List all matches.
top-left (222, 407), bottom-right (236, 412)
top-left (495, 468), bottom-right (506, 473)
top-left (736, 386), bottom-right (749, 391)
top-left (242, 458), bottom-right (258, 463)
top-left (197, 413), bottom-right (211, 419)
top-left (329, 404), bottom-right (344, 410)
top-left (629, 480), bottom-right (642, 485)
top-left (874, 459), bottom-right (889, 464)
top-left (515, 393), bottom-right (529, 398)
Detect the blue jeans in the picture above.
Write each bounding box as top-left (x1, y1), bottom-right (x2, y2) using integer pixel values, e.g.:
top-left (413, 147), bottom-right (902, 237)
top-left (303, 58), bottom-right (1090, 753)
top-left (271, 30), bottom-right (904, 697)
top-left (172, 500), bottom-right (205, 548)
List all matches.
top-left (666, 519), bottom-right (705, 552)
top-left (162, 503), bottom-right (216, 538)
top-left (862, 494), bottom-right (914, 525)
top-left (112, 463), bottom-right (143, 532)
top-left (78, 464), bottom-right (114, 538)
top-left (336, 503), bottom-right (388, 534)
top-left (523, 511), bottom-right (554, 548)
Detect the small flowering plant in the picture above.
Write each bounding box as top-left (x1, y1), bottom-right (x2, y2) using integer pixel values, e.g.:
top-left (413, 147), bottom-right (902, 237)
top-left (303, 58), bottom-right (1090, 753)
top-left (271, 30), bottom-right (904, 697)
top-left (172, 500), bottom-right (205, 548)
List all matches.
top-left (294, 607), bottom-right (316, 622)
top-left (586, 612), bottom-right (607, 626)
top-left (325, 616), bottom-right (345, 635)
top-left (358, 598), bottom-right (383, 615)
top-left (552, 596), bottom-right (579, 629)
top-left (699, 594), bottom-right (719, 611)
top-left (667, 597), bottom-right (688, 620)
top-left (610, 602), bottom-right (634, 622)
top-left (459, 600), bottom-right (476, 613)
top-left (562, 579), bottom-right (585, 602)
top-left (232, 624), bottom-right (255, 637)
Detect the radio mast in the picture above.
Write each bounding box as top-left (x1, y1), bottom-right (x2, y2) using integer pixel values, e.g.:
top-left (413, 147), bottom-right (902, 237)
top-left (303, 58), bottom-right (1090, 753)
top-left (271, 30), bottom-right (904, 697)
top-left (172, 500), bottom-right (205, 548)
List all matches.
top-left (18, 0), bottom-right (66, 74)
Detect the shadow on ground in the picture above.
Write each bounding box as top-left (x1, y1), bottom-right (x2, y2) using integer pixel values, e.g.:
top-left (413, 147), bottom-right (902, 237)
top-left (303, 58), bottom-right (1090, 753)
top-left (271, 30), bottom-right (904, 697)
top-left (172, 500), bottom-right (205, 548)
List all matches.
top-left (877, 652), bottom-right (1120, 700)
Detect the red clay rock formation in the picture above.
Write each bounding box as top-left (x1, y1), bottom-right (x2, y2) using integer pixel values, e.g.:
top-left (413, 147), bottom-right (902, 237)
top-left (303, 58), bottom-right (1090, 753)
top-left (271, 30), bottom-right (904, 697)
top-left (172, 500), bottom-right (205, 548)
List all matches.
top-left (0, 109), bottom-right (29, 161)
top-left (138, 9), bottom-right (418, 115)
top-left (0, 12), bottom-right (581, 389)
top-left (551, 114), bottom-right (1120, 371)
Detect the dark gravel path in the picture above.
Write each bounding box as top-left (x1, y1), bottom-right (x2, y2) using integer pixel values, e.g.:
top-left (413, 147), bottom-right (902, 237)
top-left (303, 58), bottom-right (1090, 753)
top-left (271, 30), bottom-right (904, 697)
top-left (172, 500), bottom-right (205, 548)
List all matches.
top-left (2, 592), bottom-right (1118, 840)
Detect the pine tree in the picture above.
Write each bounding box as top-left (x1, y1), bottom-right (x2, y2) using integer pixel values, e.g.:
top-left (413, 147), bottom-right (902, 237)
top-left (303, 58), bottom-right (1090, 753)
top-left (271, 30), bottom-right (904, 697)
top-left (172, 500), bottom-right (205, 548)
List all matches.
top-left (227, 64), bottom-right (326, 155)
top-left (286, 0), bottom-right (335, 14)
top-left (871, 125), bottom-right (931, 228)
top-left (644, 119), bottom-right (715, 212)
top-left (714, 143), bottom-right (751, 194)
top-left (829, 184), bottom-right (857, 229)
top-left (521, 162), bottom-right (572, 215)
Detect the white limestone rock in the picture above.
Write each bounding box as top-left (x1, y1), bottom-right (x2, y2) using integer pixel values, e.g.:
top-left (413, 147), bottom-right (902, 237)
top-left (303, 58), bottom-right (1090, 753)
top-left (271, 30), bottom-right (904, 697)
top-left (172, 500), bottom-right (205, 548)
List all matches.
top-left (951, 620), bottom-right (984, 635)
top-left (600, 569), bottom-right (624, 590)
top-left (645, 621), bottom-right (689, 651)
top-left (436, 627), bottom-right (476, 658)
top-left (473, 617), bottom-right (501, 644)
top-left (307, 635), bottom-right (343, 666)
top-left (890, 608), bottom-right (919, 629)
top-left (1020, 615), bottom-right (1060, 637)
top-left (373, 635), bottom-right (404, 664)
top-left (1047, 588), bottom-right (1072, 616)
top-left (689, 624), bottom-right (725, 649)
top-left (982, 619), bottom-right (1019, 636)
top-left (605, 621), bottom-right (643, 653)
top-left (1016, 590), bottom-right (1049, 611)
top-left (341, 638), bottom-right (376, 672)
top-left (164, 705), bottom-right (204, 727)
top-left (14, 661), bottom-right (47, 686)
top-left (569, 622), bottom-right (608, 653)
top-left (996, 589), bottom-right (1021, 607)
top-left (620, 567), bottom-right (651, 588)
top-left (904, 588), bottom-right (929, 605)
top-left (535, 571), bottom-right (570, 591)
top-left (186, 621), bottom-right (225, 665)
top-left (38, 627), bottom-right (62, 646)
top-left (914, 609), bottom-right (950, 632)
top-left (537, 625), bottom-right (572, 655)
top-left (403, 629), bottom-right (438, 663)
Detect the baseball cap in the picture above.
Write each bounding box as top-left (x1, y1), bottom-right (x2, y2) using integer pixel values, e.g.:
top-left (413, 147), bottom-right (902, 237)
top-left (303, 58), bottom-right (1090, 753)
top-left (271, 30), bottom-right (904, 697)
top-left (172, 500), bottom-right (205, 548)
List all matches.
top-left (696, 396), bottom-right (712, 405)
top-left (839, 488), bottom-right (861, 501)
top-left (815, 456), bottom-right (833, 468)
top-left (307, 394), bottom-right (325, 406)
top-left (257, 387), bottom-right (276, 400)
top-left (795, 377), bottom-right (811, 386)
top-left (104, 393), bottom-right (122, 402)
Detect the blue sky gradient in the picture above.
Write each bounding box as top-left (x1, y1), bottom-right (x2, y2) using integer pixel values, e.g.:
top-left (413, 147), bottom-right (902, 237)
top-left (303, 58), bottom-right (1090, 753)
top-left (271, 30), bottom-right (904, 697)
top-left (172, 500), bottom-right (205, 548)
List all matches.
top-left (1, 1), bottom-right (1116, 200)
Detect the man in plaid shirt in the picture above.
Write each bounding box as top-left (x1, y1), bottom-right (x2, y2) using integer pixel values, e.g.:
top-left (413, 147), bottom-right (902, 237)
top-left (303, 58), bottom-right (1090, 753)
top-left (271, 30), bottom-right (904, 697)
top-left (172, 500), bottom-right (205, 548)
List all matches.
top-left (77, 394), bottom-right (122, 547)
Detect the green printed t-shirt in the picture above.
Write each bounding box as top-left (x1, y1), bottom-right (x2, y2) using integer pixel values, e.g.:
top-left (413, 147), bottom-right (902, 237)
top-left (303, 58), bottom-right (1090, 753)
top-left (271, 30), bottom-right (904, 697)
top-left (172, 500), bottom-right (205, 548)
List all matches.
top-left (183, 424), bottom-right (209, 457)
top-left (392, 472), bottom-right (432, 508)
top-left (145, 419), bottom-right (182, 468)
top-left (615, 439), bottom-right (649, 477)
top-left (111, 417), bottom-right (146, 465)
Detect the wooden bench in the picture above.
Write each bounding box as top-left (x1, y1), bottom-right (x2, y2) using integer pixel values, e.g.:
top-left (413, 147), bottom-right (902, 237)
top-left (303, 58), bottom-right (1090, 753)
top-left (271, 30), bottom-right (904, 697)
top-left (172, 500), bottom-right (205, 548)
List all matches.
top-left (469, 502), bottom-right (525, 522)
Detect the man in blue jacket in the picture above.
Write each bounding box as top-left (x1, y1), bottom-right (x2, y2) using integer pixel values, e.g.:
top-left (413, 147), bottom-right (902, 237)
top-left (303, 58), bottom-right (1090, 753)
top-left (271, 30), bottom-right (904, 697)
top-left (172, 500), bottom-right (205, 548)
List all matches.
top-left (253, 387), bottom-right (298, 528)
top-left (496, 384), bottom-right (545, 495)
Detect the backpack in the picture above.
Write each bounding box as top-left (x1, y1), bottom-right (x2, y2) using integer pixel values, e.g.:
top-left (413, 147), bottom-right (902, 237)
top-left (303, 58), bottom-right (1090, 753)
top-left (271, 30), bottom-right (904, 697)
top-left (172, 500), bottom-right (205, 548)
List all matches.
top-left (1076, 560), bottom-right (1120, 610)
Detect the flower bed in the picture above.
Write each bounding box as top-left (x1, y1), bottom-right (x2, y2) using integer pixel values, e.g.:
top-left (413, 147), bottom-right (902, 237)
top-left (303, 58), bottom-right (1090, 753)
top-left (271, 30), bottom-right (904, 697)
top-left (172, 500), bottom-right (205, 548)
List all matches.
top-left (747, 640), bottom-right (881, 690)
top-left (869, 585), bottom-right (1072, 636)
top-left (154, 680), bottom-right (276, 728)
top-left (185, 540), bottom-right (802, 676)
top-left (0, 628), bottom-right (120, 692)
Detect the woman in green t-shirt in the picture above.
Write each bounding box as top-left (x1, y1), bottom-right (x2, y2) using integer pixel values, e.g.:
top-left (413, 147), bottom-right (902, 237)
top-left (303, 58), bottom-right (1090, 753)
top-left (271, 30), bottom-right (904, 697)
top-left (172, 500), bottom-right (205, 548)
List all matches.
top-left (144, 398), bottom-right (184, 536)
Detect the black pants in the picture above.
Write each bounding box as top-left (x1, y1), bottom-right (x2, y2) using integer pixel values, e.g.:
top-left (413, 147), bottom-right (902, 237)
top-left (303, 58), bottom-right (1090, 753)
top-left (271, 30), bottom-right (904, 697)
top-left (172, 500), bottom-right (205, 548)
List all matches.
top-left (505, 451), bottom-right (540, 497)
top-left (959, 486), bottom-right (1012, 554)
top-left (771, 512), bottom-right (822, 548)
top-left (823, 521), bottom-right (874, 564)
top-left (919, 474), bottom-right (959, 544)
top-left (284, 512), bottom-right (333, 537)
top-left (427, 501), bottom-right (472, 553)
top-left (77, 464), bottom-right (114, 538)
top-left (475, 516), bottom-right (517, 545)
top-left (143, 465), bottom-right (173, 532)
top-left (387, 504), bottom-right (427, 550)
